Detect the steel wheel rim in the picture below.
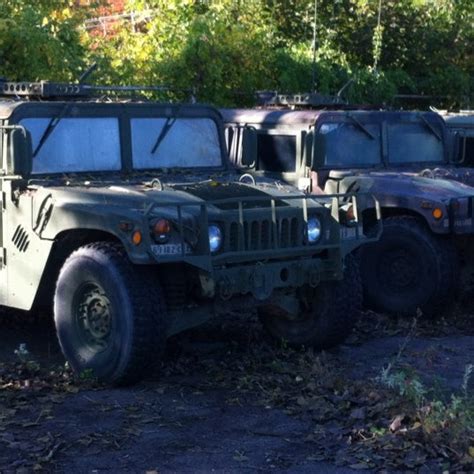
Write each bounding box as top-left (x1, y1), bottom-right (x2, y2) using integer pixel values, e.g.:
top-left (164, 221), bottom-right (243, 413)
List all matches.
top-left (74, 282), bottom-right (113, 353)
top-left (378, 248), bottom-right (419, 290)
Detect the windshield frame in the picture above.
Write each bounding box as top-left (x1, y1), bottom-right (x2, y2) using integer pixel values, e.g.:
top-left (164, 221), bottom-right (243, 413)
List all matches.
top-left (10, 102), bottom-right (229, 176)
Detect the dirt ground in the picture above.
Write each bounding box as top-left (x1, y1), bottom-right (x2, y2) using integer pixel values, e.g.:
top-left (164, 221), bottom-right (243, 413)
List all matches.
top-left (0, 309), bottom-right (472, 473)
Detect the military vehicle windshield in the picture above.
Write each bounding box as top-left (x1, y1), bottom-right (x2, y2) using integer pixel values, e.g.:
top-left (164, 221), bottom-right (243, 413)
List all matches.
top-left (318, 123), bottom-right (381, 167)
top-left (131, 118), bottom-right (221, 169)
top-left (386, 122), bottom-right (444, 164)
top-left (20, 116), bottom-right (222, 174)
top-left (317, 119), bottom-right (445, 168)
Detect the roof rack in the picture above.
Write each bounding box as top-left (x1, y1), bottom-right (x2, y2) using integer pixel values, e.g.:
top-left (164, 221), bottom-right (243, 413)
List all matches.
top-left (0, 80), bottom-right (177, 100)
top-left (257, 91), bottom-right (346, 108)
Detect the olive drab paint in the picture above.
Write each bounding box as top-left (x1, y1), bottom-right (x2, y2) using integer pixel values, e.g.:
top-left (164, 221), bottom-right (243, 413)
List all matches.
top-left (0, 81), bottom-right (374, 332)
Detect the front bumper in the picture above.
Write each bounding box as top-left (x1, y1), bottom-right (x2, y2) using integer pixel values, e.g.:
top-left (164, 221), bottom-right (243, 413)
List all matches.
top-left (212, 256), bottom-right (338, 301)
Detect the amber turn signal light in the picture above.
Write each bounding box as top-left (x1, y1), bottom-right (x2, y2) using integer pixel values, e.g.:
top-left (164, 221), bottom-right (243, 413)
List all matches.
top-left (132, 230), bottom-right (142, 245)
top-left (432, 208), bottom-right (443, 220)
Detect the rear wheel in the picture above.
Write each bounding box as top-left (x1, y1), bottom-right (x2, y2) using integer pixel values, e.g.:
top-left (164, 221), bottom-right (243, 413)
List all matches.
top-left (258, 255), bottom-right (361, 349)
top-left (54, 242), bottom-right (167, 385)
top-left (359, 216), bottom-right (457, 316)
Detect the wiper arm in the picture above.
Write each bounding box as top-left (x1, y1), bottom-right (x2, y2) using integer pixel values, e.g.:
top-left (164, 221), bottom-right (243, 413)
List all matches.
top-left (347, 113), bottom-right (375, 140)
top-left (419, 113), bottom-right (442, 141)
top-left (150, 107), bottom-right (181, 155)
top-left (33, 103), bottom-right (70, 158)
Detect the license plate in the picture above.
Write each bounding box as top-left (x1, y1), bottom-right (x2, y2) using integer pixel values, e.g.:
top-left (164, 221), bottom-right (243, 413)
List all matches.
top-left (151, 243), bottom-right (192, 256)
top-left (455, 218), bottom-right (473, 227)
top-left (341, 227), bottom-right (357, 239)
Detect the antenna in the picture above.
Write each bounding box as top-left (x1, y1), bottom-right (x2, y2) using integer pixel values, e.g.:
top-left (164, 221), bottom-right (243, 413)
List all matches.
top-left (311, 0), bottom-right (318, 93)
top-left (372, 0), bottom-right (383, 71)
top-left (78, 63), bottom-right (98, 84)
top-left (337, 79), bottom-right (354, 99)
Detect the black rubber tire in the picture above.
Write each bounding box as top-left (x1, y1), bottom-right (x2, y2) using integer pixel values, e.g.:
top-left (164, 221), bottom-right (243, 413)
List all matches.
top-left (54, 242), bottom-right (167, 386)
top-left (258, 255), bottom-right (361, 349)
top-left (359, 216), bottom-right (457, 317)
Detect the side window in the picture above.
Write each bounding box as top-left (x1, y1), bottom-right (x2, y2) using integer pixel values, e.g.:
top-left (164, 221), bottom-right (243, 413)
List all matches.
top-left (317, 122), bottom-right (381, 167)
top-left (458, 135), bottom-right (474, 166)
top-left (224, 125), bottom-right (239, 165)
top-left (256, 134), bottom-right (297, 172)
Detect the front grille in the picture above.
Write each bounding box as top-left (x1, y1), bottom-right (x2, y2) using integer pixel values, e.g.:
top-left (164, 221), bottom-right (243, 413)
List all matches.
top-left (226, 217), bottom-right (302, 252)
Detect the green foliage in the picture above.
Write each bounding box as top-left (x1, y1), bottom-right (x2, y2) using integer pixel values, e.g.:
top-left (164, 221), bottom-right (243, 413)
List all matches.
top-left (379, 358), bottom-right (473, 436)
top-left (87, 0), bottom-right (279, 105)
top-left (0, 0), bottom-right (472, 108)
top-left (0, 1), bottom-right (87, 81)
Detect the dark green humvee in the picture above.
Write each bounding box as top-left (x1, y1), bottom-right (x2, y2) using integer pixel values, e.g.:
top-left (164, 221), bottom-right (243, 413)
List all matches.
top-left (0, 81), bottom-right (375, 385)
top-left (222, 104), bottom-right (474, 317)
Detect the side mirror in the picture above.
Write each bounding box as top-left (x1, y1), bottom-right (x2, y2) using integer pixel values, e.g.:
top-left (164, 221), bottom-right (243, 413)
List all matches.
top-left (312, 132), bottom-right (326, 168)
top-left (6, 127), bottom-right (33, 176)
top-left (304, 130), bottom-right (314, 167)
top-left (241, 126), bottom-right (257, 167)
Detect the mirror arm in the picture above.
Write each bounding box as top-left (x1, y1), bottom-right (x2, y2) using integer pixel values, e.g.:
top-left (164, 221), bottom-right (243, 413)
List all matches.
top-left (0, 124), bottom-right (29, 137)
top-left (1, 124), bottom-right (33, 177)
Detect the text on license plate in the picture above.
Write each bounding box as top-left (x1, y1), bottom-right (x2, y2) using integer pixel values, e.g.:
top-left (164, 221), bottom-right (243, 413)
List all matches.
top-left (341, 227), bottom-right (357, 239)
top-left (151, 243), bottom-right (192, 256)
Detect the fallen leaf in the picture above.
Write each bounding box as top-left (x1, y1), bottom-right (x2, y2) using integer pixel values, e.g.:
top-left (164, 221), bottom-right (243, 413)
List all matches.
top-left (389, 414), bottom-right (406, 433)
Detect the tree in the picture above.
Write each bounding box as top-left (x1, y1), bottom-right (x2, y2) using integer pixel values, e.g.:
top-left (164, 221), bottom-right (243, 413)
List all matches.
top-left (0, 1), bottom-right (88, 81)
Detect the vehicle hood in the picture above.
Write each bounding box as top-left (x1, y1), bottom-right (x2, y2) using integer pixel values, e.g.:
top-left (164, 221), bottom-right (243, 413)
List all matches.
top-left (32, 174), bottom-right (312, 217)
top-left (333, 169), bottom-right (474, 201)
top-left (412, 165), bottom-right (474, 188)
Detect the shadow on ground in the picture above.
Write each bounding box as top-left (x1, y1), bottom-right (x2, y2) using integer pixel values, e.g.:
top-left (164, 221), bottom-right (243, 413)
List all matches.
top-left (0, 309), bottom-right (472, 473)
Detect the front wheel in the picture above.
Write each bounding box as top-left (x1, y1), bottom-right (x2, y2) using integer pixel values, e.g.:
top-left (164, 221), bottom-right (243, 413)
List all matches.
top-left (359, 216), bottom-right (457, 316)
top-left (54, 242), bottom-right (167, 385)
top-left (258, 255), bottom-right (361, 349)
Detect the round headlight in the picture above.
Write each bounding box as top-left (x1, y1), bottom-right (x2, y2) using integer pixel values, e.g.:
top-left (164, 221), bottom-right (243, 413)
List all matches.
top-left (307, 217), bottom-right (322, 243)
top-left (208, 224), bottom-right (223, 253)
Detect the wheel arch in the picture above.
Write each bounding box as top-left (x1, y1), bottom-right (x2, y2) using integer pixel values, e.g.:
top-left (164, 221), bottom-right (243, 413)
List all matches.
top-left (33, 229), bottom-right (123, 310)
top-left (362, 205), bottom-right (444, 234)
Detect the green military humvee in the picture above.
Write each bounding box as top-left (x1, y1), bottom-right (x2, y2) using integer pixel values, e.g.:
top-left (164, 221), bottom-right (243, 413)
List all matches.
top-left (0, 81), bottom-right (375, 385)
top-left (222, 102), bottom-right (474, 317)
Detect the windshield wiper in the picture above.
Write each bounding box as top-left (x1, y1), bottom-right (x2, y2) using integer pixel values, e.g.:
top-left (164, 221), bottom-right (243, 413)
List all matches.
top-left (347, 113), bottom-right (375, 140)
top-left (150, 107), bottom-right (181, 155)
top-left (33, 103), bottom-right (70, 158)
top-left (418, 113), bottom-right (442, 141)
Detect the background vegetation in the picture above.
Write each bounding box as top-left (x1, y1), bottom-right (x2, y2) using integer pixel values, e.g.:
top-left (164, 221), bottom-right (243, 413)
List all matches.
top-left (0, 0), bottom-right (472, 108)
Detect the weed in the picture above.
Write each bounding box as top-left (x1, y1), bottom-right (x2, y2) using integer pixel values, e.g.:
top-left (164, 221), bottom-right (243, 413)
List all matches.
top-left (462, 364), bottom-right (473, 397)
top-left (79, 368), bottom-right (97, 381)
top-left (14, 343), bottom-right (40, 372)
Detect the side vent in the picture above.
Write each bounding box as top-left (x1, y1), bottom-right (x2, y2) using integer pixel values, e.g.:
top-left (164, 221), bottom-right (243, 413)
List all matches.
top-left (12, 225), bottom-right (30, 252)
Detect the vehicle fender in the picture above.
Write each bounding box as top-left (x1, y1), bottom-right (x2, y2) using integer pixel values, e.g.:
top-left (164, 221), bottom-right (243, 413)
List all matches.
top-left (325, 174), bottom-right (451, 234)
top-left (40, 202), bottom-right (155, 264)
